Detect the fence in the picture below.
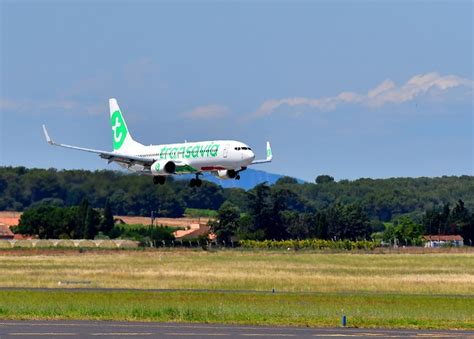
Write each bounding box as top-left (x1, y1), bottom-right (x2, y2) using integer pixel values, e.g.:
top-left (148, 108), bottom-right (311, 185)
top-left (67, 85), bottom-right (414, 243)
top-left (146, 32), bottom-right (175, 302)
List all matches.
top-left (0, 239), bottom-right (139, 249)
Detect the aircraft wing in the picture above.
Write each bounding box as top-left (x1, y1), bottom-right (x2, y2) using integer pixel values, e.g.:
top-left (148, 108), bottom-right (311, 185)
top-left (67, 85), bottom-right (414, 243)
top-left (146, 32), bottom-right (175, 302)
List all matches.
top-left (42, 125), bottom-right (154, 166)
top-left (251, 141), bottom-right (273, 165)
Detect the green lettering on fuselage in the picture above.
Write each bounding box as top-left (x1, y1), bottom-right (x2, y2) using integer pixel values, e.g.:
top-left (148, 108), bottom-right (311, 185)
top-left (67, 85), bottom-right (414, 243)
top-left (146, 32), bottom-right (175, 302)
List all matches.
top-left (159, 143), bottom-right (221, 160)
top-left (185, 146), bottom-right (192, 158)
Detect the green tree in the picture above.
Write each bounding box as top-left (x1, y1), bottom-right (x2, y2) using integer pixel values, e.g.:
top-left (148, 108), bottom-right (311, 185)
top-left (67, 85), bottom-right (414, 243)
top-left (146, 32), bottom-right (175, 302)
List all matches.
top-left (76, 198), bottom-right (90, 238)
top-left (315, 175), bottom-right (335, 184)
top-left (100, 198), bottom-right (115, 235)
top-left (83, 206), bottom-right (100, 239)
top-left (383, 217), bottom-right (424, 246)
top-left (326, 203), bottom-right (346, 240)
top-left (461, 214), bottom-right (474, 246)
top-left (178, 180), bottom-right (225, 210)
top-left (275, 176), bottom-right (298, 185)
top-left (311, 211), bottom-right (328, 239)
top-left (344, 204), bottom-right (371, 240)
top-left (16, 205), bottom-right (78, 239)
top-left (210, 201), bottom-right (240, 243)
top-left (247, 183), bottom-right (273, 237)
top-left (285, 211), bottom-right (315, 239)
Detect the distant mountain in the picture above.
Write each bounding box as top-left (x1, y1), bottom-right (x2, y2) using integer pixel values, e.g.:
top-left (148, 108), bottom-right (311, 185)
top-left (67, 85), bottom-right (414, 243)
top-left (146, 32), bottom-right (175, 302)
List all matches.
top-left (180, 169), bottom-right (303, 190)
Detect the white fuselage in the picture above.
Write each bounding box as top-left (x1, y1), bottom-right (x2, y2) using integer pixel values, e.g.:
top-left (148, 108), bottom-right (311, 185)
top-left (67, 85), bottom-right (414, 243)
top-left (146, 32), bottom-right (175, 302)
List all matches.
top-left (118, 140), bottom-right (256, 175)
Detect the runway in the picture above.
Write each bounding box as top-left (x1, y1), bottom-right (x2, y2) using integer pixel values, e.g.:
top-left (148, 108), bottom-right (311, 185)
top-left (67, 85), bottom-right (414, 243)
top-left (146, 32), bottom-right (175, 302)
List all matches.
top-left (0, 320), bottom-right (472, 338)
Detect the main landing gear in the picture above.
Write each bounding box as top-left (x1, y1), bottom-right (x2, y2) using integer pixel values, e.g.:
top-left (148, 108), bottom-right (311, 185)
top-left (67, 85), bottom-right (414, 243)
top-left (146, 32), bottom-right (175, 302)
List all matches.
top-left (153, 176), bottom-right (166, 185)
top-left (190, 174), bottom-right (202, 188)
top-left (234, 167), bottom-right (246, 180)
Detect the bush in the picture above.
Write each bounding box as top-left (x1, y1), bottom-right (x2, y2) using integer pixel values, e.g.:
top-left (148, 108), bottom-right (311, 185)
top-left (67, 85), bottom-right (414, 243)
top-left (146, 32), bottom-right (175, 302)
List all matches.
top-left (239, 239), bottom-right (379, 251)
top-left (118, 225), bottom-right (175, 246)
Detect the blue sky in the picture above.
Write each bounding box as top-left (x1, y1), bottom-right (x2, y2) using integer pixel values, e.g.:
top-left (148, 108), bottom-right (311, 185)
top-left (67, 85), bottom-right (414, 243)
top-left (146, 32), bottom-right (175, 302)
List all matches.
top-left (0, 0), bottom-right (472, 181)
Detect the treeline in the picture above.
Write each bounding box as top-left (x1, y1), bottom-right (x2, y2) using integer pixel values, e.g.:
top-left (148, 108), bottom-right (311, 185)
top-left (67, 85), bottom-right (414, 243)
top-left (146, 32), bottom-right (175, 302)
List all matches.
top-left (14, 198), bottom-right (176, 244)
top-left (15, 199), bottom-right (115, 239)
top-left (0, 167), bottom-right (225, 217)
top-left (210, 184), bottom-right (474, 245)
top-left (383, 199), bottom-right (474, 246)
top-left (1, 167), bottom-right (474, 219)
top-left (2, 167), bottom-right (474, 244)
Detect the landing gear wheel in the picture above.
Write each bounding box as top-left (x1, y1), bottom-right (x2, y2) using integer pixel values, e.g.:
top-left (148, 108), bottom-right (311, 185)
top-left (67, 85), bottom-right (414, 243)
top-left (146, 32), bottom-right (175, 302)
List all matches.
top-left (236, 175), bottom-right (240, 180)
top-left (190, 173), bottom-right (203, 188)
top-left (153, 176), bottom-right (166, 185)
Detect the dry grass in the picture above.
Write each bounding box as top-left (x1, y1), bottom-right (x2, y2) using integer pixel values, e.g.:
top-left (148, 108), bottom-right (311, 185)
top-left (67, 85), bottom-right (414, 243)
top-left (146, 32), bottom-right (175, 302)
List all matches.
top-left (0, 250), bottom-right (473, 295)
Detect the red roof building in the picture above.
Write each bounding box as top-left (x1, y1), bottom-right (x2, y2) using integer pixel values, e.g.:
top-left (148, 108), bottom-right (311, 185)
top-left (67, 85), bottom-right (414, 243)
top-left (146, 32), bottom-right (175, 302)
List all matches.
top-left (423, 235), bottom-right (464, 247)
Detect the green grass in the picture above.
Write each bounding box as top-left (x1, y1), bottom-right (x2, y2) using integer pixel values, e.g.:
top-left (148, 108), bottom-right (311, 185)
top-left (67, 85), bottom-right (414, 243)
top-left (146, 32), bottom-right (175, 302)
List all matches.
top-left (0, 249), bottom-right (473, 329)
top-left (0, 290), bottom-right (472, 329)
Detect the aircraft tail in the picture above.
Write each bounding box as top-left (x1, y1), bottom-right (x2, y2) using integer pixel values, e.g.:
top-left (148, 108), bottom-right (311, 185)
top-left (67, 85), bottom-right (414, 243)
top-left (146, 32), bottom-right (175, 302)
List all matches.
top-left (109, 98), bottom-right (145, 154)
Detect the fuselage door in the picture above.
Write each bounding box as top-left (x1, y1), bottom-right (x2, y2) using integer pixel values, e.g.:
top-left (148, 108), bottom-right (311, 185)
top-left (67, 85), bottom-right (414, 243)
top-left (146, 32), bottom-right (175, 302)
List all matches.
top-left (223, 143), bottom-right (230, 158)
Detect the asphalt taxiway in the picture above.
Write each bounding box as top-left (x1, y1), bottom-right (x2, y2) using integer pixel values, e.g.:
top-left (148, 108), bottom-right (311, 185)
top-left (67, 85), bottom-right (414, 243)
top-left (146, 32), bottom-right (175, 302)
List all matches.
top-left (0, 320), bottom-right (473, 338)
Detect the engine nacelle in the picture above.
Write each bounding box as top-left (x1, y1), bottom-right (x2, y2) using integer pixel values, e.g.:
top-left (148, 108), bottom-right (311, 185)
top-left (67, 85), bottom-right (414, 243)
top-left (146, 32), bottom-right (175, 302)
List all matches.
top-left (215, 169), bottom-right (237, 180)
top-left (151, 160), bottom-right (176, 175)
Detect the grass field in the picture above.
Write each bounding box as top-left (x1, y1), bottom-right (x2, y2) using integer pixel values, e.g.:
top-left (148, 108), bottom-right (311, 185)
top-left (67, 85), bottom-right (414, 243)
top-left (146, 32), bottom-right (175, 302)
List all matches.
top-left (0, 249), bottom-right (473, 329)
top-left (1, 290), bottom-right (472, 329)
top-left (1, 249), bottom-right (473, 294)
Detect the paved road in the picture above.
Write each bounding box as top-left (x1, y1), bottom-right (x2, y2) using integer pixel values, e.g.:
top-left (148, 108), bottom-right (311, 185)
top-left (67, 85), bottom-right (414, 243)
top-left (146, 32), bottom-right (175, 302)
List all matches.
top-left (0, 320), bottom-right (472, 338)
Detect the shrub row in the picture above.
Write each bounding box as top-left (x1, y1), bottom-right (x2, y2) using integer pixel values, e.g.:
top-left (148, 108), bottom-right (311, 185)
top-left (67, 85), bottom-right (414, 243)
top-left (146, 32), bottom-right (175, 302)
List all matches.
top-left (239, 239), bottom-right (380, 250)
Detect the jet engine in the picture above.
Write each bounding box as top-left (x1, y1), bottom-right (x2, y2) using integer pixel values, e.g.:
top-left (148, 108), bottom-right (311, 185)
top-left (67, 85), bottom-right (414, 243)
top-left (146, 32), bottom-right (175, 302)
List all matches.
top-left (151, 160), bottom-right (176, 176)
top-left (215, 169), bottom-right (238, 180)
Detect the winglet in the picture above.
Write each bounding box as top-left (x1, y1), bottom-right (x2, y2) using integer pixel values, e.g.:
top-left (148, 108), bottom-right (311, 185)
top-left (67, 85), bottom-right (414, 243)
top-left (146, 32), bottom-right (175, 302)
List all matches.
top-left (266, 141), bottom-right (273, 161)
top-left (251, 141), bottom-right (273, 165)
top-left (42, 125), bottom-right (54, 145)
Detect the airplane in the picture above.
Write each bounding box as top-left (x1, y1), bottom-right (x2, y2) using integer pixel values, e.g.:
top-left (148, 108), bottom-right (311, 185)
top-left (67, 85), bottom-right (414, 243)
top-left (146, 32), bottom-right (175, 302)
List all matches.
top-left (42, 98), bottom-right (273, 187)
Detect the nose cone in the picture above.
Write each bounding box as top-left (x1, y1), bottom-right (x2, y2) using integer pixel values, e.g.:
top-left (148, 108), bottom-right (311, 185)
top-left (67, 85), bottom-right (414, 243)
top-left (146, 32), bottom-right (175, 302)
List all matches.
top-left (244, 150), bottom-right (255, 165)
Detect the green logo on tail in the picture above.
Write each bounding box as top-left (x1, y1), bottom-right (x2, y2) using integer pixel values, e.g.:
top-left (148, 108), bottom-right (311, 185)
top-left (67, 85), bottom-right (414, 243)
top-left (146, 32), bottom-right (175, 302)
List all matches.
top-left (111, 110), bottom-right (127, 150)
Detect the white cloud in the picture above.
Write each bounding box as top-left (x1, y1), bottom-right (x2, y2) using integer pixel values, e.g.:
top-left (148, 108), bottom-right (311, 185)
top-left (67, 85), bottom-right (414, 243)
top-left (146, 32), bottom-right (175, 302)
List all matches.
top-left (253, 72), bottom-right (473, 118)
top-left (182, 104), bottom-right (231, 119)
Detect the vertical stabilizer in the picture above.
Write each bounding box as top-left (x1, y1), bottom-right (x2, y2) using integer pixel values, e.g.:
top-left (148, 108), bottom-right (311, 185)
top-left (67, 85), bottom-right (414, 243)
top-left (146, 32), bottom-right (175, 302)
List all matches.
top-left (109, 98), bottom-right (144, 154)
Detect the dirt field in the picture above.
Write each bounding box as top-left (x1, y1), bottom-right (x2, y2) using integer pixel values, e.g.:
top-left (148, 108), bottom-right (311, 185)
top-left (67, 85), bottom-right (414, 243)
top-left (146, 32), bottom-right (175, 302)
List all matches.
top-left (117, 215), bottom-right (209, 227)
top-left (0, 211), bottom-right (208, 229)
